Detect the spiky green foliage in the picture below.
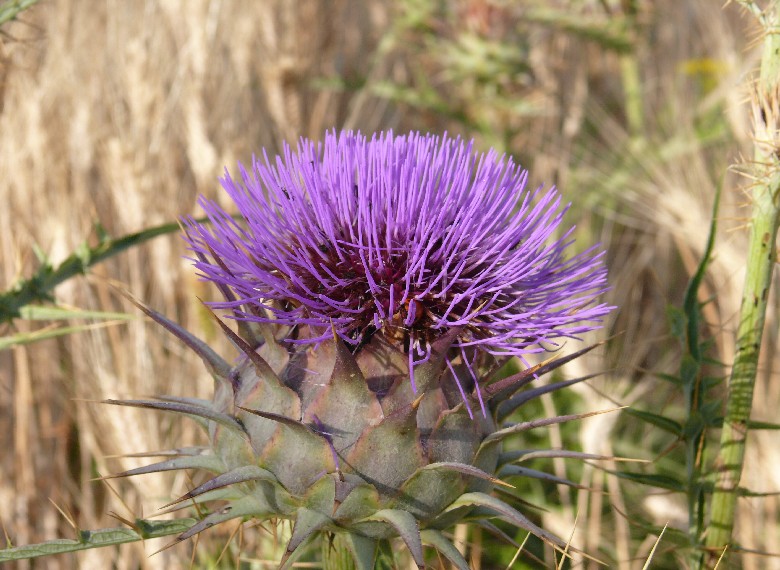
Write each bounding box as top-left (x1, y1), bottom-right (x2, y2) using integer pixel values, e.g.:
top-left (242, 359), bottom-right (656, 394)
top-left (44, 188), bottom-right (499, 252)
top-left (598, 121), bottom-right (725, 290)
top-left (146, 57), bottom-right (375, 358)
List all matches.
top-left (0, 518), bottom-right (195, 562)
top-left (95, 296), bottom-right (608, 568)
top-left (0, 217), bottom-right (217, 324)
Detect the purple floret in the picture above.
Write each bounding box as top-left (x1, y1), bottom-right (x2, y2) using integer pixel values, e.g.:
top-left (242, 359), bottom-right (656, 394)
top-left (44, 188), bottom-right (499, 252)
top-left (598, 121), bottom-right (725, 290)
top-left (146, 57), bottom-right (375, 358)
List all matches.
top-left (184, 130), bottom-right (612, 408)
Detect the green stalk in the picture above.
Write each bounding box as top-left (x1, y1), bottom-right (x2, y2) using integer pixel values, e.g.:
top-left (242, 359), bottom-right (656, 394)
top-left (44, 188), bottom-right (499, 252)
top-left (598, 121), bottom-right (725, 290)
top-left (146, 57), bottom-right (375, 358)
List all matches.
top-left (321, 534), bottom-right (356, 570)
top-left (0, 215), bottom-right (227, 324)
top-left (0, 518), bottom-right (195, 562)
top-left (620, 0), bottom-right (643, 136)
top-left (0, 0), bottom-right (42, 27)
top-left (620, 53), bottom-right (643, 136)
top-left (680, 183), bottom-right (721, 570)
top-left (704, 2), bottom-right (780, 563)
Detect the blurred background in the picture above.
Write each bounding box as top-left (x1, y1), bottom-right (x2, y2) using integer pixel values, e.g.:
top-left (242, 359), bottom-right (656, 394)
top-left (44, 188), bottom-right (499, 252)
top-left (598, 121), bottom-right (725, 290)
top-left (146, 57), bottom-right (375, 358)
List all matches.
top-left (0, 0), bottom-right (776, 568)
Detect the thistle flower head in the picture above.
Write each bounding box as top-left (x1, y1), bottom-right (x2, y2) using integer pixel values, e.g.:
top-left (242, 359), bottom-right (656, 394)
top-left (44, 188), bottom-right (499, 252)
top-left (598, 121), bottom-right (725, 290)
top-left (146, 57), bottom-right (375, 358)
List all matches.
top-left (185, 130), bottom-right (611, 404)
top-left (0, 131), bottom-right (616, 567)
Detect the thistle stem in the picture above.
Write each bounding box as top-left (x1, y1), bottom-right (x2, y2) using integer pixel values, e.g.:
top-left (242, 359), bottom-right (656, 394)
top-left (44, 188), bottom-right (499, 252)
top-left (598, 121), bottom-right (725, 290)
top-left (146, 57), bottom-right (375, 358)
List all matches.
top-left (619, 0), bottom-right (643, 137)
top-left (704, 2), bottom-right (780, 563)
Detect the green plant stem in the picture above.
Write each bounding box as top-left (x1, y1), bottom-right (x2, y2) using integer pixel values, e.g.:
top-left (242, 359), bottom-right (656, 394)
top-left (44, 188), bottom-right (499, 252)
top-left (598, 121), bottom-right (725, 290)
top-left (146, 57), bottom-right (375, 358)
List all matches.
top-left (0, 216), bottom-right (222, 324)
top-left (704, 4), bottom-right (780, 562)
top-left (619, 0), bottom-right (643, 136)
top-left (0, 518), bottom-right (195, 562)
top-left (704, 171), bottom-right (780, 560)
top-left (0, 0), bottom-right (41, 27)
top-left (321, 534), bottom-right (358, 570)
top-left (620, 52), bottom-right (643, 136)
top-left (679, 183), bottom-right (721, 570)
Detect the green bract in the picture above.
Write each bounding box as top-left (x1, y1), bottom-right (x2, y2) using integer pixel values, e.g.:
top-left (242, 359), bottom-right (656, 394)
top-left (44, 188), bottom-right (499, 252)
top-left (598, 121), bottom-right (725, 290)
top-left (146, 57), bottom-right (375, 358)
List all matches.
top-left (102, 297), bottom-right (604, 569)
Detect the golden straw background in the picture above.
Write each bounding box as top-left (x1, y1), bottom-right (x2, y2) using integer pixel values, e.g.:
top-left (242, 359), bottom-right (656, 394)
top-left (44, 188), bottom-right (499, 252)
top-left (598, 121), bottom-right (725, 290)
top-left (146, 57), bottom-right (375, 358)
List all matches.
top-left (1, 1), bottom-right (777, 568)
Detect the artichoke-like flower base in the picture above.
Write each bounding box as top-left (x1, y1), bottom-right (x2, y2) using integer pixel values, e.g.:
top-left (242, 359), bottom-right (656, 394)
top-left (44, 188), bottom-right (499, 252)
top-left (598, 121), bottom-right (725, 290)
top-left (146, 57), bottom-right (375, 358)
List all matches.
top-left (104, 297), bottom-right (604, 569)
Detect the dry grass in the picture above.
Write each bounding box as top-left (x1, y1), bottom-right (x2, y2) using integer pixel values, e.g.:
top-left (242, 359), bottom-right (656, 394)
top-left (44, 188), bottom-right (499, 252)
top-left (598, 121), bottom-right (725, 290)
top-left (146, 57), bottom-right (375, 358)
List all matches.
top-left (0, 1), bottom-right (776, 568)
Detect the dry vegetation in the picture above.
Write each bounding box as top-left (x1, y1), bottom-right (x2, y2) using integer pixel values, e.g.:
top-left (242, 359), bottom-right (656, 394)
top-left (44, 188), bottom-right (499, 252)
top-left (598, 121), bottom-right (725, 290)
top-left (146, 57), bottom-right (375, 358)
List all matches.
top-left (0, 0), bottom-right (777, 568)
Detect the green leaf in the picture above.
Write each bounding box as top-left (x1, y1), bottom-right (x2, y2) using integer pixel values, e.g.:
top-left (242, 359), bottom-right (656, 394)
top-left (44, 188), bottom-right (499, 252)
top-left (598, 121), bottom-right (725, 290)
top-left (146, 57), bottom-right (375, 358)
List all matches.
top-left (653, 372), bottom-right (684, 387)
top-left (682, 182), bottom-right (720, 361)
top-left (612, 471), bottom-right (686, 492)
top-left (699, 400), bottom-right (723, 425)
top-left (682, 412), bottom-right (706, 441)
top-left (746, 419), bottom-right (780, 430)
top-left (680, 354), bottom-right (699, 387)
top-left (0, 324), bottom-right (123, 350)
top-left (0, 0), bottom-right (42, 27)
top-left (0, 215), bottom-right (228, 324)
top-left (523, 7), bottom-right (634, 53)
top-left (737, 487), bottom-right (780, 498)
top-left (18, 305), bottom-right (134, 321)
top-left (622, 408), bottom-right (683, 436)
top-left (0, 519), bottom-right (195, 561)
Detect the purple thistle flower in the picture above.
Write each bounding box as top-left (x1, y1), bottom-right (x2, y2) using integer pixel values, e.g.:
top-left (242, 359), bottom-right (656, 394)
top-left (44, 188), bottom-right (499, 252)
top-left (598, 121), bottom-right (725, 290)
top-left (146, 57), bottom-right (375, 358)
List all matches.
top-left (184, 130), bottom-right (612, 411)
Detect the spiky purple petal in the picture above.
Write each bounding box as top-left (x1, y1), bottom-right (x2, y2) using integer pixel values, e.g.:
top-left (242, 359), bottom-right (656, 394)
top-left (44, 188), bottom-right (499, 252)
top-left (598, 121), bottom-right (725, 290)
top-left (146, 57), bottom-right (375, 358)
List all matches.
top-left (184, 130), bottom-right (611, 378)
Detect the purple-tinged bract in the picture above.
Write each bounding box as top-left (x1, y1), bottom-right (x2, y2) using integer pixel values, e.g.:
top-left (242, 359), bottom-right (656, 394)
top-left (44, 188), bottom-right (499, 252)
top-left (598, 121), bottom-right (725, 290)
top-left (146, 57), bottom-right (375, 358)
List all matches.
top-left (17, 131), bottom-right (618, 568)
top-left (185, 130), bottom-right (611, 389)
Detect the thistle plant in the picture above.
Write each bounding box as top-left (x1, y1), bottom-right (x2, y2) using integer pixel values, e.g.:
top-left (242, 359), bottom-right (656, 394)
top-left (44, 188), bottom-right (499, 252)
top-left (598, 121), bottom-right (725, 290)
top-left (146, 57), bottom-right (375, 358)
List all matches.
top-left (703, 2), bottom-right (780, 565)
top-left (1, 130), bottom-right (613, 568)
